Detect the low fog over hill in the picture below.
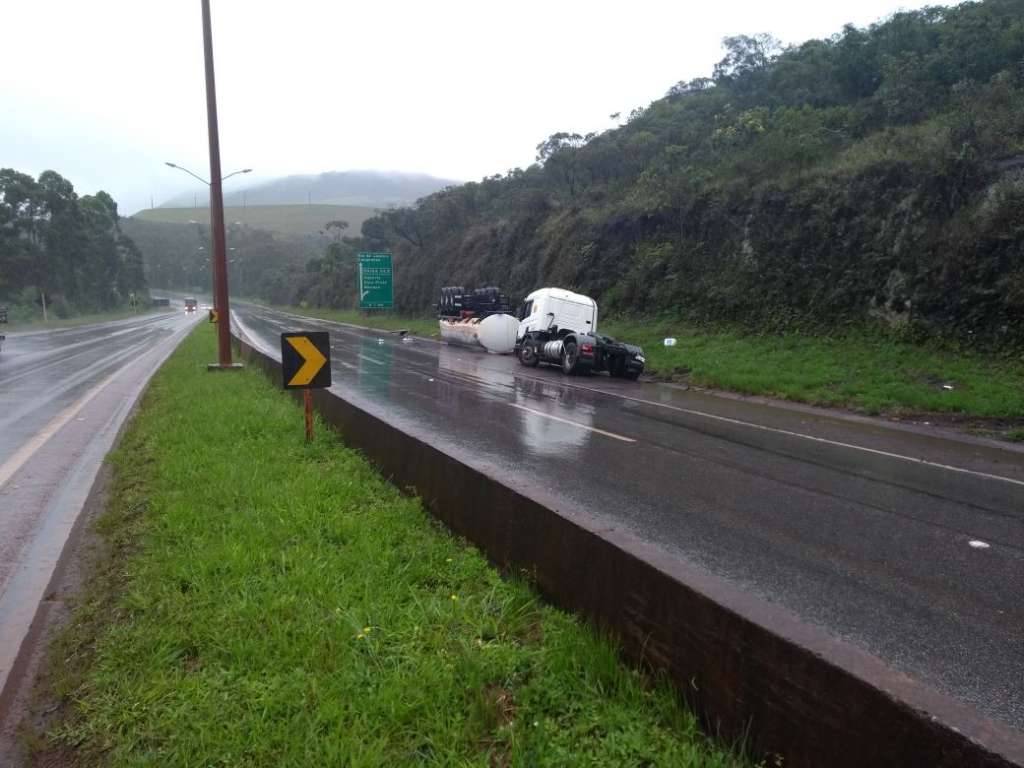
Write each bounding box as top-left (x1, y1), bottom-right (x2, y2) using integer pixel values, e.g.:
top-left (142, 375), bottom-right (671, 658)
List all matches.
top-left (161, 170), bottom-right (460, 209)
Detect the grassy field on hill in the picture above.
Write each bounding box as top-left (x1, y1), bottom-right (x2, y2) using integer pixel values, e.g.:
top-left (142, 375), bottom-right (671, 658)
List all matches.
top-left (29, 325), bottom-right (742, 767)
top-left (134, 203), bottom-right (377, 236)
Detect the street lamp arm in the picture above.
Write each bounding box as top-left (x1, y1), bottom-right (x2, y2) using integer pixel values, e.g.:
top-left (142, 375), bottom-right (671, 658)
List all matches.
top-left (165, 162), bottom-right (252, 185)
top-left (165, 161), bottom-right (210, 186)
top-left (221, 168), bottom-right (253, 183)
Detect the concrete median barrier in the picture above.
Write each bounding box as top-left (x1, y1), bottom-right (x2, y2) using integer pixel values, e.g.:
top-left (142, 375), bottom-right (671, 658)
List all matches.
top-left (234, 332), bottom-right (1024, 768)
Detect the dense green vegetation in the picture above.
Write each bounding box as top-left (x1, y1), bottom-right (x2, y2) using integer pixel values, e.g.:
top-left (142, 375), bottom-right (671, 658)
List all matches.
top-left (0, 169), bottom-right (147, 320)
top-left (34, 326), bottom-right (742, 767)
top-left (282, 0), bottom-right (1024, 348)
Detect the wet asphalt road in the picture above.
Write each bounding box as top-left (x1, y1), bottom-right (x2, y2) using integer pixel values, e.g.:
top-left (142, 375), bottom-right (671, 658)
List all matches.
top-left (234, 303), bottom-right (1024, 731)
top-left (0, 309), bottom-right (197, 702)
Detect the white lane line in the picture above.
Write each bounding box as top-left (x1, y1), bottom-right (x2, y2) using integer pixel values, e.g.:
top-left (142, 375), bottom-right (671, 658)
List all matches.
top-left (578, 389), bottom-right (1024, 489)
top-left (0, 317), bottom-right (196, 491)
top-left (0, 369), bottom-right (121, 490)
top-left (235, 309), bottom-right (1022, 489)
top-left (509, 403), bottom-right (636, 443)
top-left (968, 540), bottom-right (991, 549)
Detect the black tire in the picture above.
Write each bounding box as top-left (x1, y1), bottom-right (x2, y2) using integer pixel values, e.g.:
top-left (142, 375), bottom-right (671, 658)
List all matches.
top-left (561, 341), bottom-right (579, 375)
top-left (623, 368), bottom-right (641, 381)
top-left (518, 343), bottom-right (539, 367)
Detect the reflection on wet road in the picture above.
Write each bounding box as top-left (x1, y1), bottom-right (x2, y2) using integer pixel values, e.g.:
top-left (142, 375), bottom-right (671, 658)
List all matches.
top-left (233, 303), bottom-right (1024, 730)
top-left (0, 309), bottom-right (197, 703)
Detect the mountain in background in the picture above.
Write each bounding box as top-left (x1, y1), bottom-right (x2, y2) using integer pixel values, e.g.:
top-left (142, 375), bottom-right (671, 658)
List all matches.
top-left (290, 0), bottom-right (1024, 346)
top-left (160, 170), bottom-right (460, 208)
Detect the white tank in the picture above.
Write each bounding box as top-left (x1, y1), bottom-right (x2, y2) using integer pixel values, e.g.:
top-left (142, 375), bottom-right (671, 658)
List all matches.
top-left (439, 314), bottom-right (518, 354)
top-left (476, 314), bottom-right (518, 354)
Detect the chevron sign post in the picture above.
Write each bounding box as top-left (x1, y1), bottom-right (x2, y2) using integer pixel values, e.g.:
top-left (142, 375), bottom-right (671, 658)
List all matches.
top-left (280, 331), bottom-right (331, 442)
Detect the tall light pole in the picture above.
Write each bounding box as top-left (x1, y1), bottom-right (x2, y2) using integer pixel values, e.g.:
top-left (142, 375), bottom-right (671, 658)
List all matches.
top-left (202, 0), bottom-right (239, 369)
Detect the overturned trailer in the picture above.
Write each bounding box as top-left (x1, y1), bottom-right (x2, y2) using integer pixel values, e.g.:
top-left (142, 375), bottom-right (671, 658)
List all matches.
top-left (437, 286), bottom-right (519, 353)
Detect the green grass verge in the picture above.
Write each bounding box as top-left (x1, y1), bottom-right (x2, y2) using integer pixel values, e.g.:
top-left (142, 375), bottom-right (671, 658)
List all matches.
top-left (278, 307), bottom-right (1024, 421)
top-left (39, 324), bottom-right (741, 767)
top-left (4, 306), bottom-right (165, 333)
top-left (600, 319), bottom-right (1024, 419)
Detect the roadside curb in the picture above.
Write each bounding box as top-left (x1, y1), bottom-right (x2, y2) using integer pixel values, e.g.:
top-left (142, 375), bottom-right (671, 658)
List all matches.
top-left (235, 330), bottom-right (1024, 768)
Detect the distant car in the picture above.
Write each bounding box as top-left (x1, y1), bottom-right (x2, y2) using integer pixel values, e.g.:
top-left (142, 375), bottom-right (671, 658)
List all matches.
top-left (185, 297), bottom-right (198, 313)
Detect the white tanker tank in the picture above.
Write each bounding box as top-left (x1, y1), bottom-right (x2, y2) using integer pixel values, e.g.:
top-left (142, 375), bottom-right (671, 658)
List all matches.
top-left (439, 313), bottom-right (519, 353)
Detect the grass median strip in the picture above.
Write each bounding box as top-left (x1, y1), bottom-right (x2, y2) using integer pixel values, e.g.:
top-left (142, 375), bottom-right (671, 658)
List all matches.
top-left (35, 324), bottom-right (742, 767)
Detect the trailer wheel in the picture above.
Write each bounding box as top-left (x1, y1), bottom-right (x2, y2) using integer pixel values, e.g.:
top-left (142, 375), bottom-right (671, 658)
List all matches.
top-left (561, 341), bottom-right (579, 375)
top-left (518, 343), bottom-right (539, 367)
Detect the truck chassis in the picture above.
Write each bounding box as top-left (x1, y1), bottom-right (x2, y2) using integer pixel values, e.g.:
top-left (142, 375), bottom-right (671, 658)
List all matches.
top-left (516, 330), bottom-right (644, 379)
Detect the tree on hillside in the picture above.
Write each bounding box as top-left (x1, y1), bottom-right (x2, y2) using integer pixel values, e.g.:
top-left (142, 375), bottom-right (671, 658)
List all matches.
top-left (535, 132), bottom-right (596, 198)
top-left (322, 219), bottom-right (349, 242)
top-left (713, 33), bottom-right (782, 86)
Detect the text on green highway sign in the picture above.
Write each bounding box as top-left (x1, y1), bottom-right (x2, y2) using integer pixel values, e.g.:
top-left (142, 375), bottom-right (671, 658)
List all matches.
top-left (358, 252), bottom-right (393, 309)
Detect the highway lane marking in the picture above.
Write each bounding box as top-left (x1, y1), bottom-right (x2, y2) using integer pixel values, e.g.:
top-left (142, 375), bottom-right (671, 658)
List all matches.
top-left (968, 540), bottom-right (990, 549)
top-left (0, 368), bottom-right (120, 490)
top-left (548, 384), bottom-right (1024, 489)
top-left (0, 318), bottom-right (196, 492)
top-left (508, 403), bottom-right (636, 443)
top-left (0, 318), bottom-right (174, 387)
top-left (235, 309), bottom-right (1023, 488)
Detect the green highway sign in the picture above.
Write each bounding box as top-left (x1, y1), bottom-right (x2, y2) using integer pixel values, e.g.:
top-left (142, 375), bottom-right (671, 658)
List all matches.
top-left (358, 252), bottom-right (393, 309)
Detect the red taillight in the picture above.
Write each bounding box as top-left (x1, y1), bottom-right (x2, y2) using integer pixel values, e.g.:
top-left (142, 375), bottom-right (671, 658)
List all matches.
top-left (580, 343), bottom-right (594, 354)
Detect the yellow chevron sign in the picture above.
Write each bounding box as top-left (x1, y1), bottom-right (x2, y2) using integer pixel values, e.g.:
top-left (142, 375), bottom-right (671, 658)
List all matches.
top-left (209, 308), bottom-right (219, 323)
top-left (280, 332), bottom-right (331, 389)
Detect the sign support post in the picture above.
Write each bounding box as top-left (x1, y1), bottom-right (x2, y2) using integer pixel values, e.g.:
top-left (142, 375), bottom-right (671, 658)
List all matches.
top-left (281, 331), bottom-right (331, 443)
top-left (303, 390), bottom-right (314, 442)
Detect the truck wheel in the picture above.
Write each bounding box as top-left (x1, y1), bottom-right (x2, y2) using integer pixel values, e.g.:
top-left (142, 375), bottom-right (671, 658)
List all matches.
top-left (518, 343), bottom-right (539, 367)
top-left (561, 341), bottom-right (579, 375)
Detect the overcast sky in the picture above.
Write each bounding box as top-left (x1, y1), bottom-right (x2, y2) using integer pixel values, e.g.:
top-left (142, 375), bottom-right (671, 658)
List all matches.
top-left (1, 0), bottom-right (945, 215)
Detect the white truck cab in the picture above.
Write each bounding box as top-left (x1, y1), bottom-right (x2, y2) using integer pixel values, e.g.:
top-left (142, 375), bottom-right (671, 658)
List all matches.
top-left (516, 287), bottom-right (598, 339)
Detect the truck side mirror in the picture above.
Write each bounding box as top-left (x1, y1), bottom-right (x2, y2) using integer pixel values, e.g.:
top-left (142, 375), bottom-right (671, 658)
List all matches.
top-left (546, 312), bottom-right (555, 330)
